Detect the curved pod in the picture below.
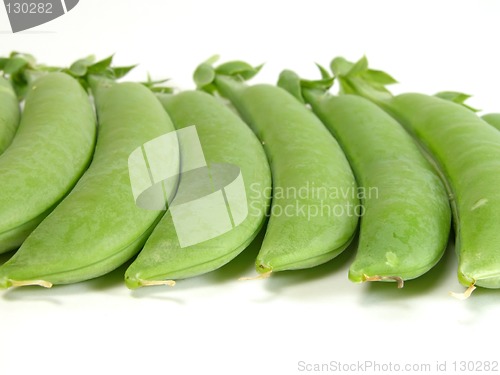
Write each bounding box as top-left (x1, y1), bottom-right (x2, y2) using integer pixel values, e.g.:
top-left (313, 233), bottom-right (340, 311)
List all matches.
top-left (0, 81), bottom-right (177, 288)
top-left (305, 93), bottom-right (451, 283)
top-left (215, 77), bottom-right (359, 273)
top-left (0, 72), bottom-right (96, 254)
top-left (125, 90), bottom-right (271, 288)
top-left (0, 77), bottom-right (20, 154)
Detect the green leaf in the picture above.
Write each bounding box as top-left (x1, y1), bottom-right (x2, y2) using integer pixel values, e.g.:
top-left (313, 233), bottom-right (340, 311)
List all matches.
top-left (434, 91), bottom-right (479, 112)
top-left (87, 55), bottom-right (114, 74)
top-left (315, 63), bottom-right (331, 80)
top-left (3, 57), bottom-right (29, 75)
top-left (348, 56), bottom-right (369, 76)
top-left (68, 62), bottom-right (88, 77)
top-left (435, 91), bottom-right (470, 102)
top-left (215, 60), bottom-right (263, 81)
top-left (204, 54), bottom-right (220, 65)
top-left (68, 55), bottom-right (95, 77)
top-left (215, 61), bottom-right (255, 76)
top-left (193, 63), bottom-right (216, 88)
top-left (111, 65), bottom-right (136, 79)
top-left (141, 74), bottom-right (172, 93)
top-left (330, 57), bottom-right (354, 77)
top-left (0, 58), bottom-right (8, 70)
top-left (10, 51), bottom-right (36, 65)
top-left (330, 55), bottom-right (395, 104)
top-left (365, 69), bottom-right (398, 85)
top-left (301, 76), bottom-right (334, 91)
top-left (277, 69), bottom-right (304, 103)
top-left (148, 86), bottom-right (174, 94)
top-left (239, 63), bottom-right (263, 80)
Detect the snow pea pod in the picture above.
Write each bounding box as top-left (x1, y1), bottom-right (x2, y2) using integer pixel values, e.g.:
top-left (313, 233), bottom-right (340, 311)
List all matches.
top-left (195, 60), bottom-right (359, 275)
top-left (0, 77), bottom-right (20, 154)
top-left (0, 72), bottom-right (95, 254)
top-left (301, 90), bottom-right (451, 285)
top-left (333, 56), bottom-right (500, 289)
top-left (0, 80), bottom-right (177, 288)
top-left (125, 90), bottom-right (271, 288)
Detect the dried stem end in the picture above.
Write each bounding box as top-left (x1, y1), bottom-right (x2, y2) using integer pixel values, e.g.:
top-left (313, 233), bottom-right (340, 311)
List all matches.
top-left (239, 271), bottom-right (272, 281)
top-left (363, 274), bottom-right (405, 288)
top-left (449, 284), bottom-right (476, 300)
top-left (9, 279), bottom-right (53, 288)
top-left (138, 279), bottom-right (176, 287)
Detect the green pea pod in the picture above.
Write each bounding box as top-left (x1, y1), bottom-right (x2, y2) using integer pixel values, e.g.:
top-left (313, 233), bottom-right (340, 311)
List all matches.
top-left (387, 94), bottom-right (500, 289)
top-left (481, 113), bottom-right (500, 131)
top-left (301, 90), bottom-right (451, 285)
top-left (333, 56), bottom-right (500, 289)
top-left (0, 77), bottom-right (20, 154)
top-left (0, 72), bottom-right (96, 254)
top-left (125, 90), bottom-right (271, 288)
top-left (195, 59), bottom-right (359, 275)
top-left (0, 80), bottom-right (177, 288)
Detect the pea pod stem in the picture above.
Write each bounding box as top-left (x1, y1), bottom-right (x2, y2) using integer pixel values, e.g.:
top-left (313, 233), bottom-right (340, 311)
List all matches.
top-left (8, 279), bottom-right (53, 288)
top-left (362, 275), bottom-right (404, 289)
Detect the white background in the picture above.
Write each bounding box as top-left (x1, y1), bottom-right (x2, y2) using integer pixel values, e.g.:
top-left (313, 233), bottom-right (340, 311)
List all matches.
top-left (1, 1), bottom-right (500, 374)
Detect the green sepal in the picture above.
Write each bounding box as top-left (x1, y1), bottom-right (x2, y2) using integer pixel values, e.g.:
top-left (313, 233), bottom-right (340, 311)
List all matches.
top-left (277, 66), bottom-right (333, 104)
top-left (277, 69), bottom-right (305, 103)
top-left (193, 62), bottom-right (216, 90)
top-left (140, 74), bottom-right (174, 94)
top-left (434, 91), bottom-right (480, 112)
top-left (1, 52), bottom-right (136, 98)
top-left (315, 63), bottom-right (331, 80)
top-left (193, 55), bottom-right (219, 91)
top-left (64, 55), bottom-right (136, 92)
top-left (330, 55), bottom-right (396, 103)
top-left (194, 55), bottom-right (263, 94)
top-left (215, 61), bottom-right (263, 81)
top-left (0, 52), bottom-right (38, 99)
top-left (67, 55), bottom-right (95, 77)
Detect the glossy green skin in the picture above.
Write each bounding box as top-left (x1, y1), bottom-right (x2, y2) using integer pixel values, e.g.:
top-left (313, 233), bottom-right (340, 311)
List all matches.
top-left (481, 113), bottom-right (500, 131)
top-left (0, 73), bottom-right (96, 254)
top-left (386, 93), bottom-right (500, 288)
top-left (125, 91), bottom-right (271, 288)
top-left (0, 77), bottom-right (20, 154)
top-left (215, 77), bottom-right (359, 273)
top-left (305, 93), bottom-right (451, 282)
top-left (0, 82), bottom-right (175, 288)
